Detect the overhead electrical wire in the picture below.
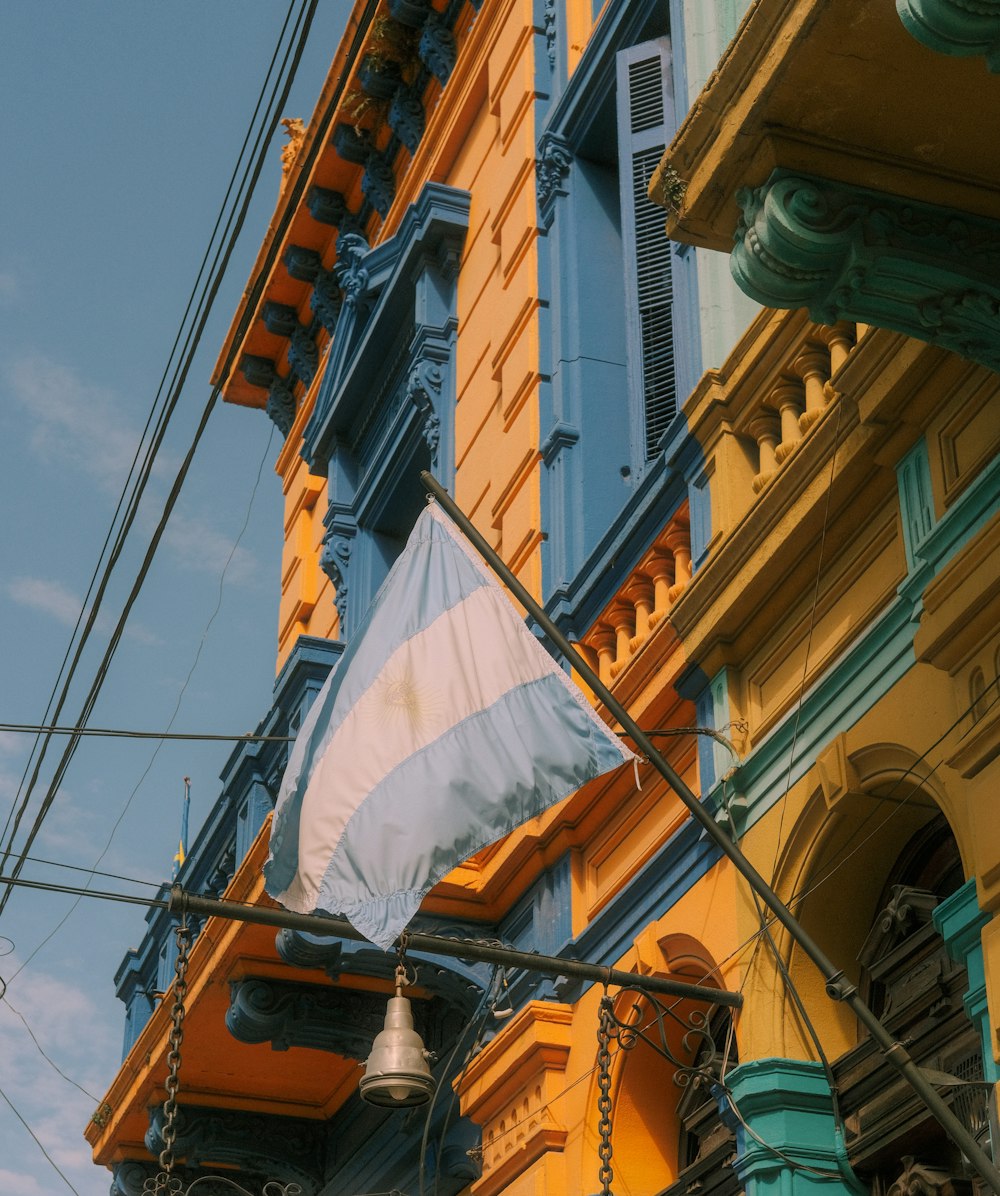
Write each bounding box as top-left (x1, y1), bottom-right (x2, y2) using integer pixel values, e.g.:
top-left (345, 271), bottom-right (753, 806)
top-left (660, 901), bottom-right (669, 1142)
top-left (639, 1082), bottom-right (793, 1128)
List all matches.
top-left (0, 1081), bottom-right (82, 1196)
top-left (0, 0), bottom-right (319, 919)
top-left (0, 0), bottom-right (303, 858)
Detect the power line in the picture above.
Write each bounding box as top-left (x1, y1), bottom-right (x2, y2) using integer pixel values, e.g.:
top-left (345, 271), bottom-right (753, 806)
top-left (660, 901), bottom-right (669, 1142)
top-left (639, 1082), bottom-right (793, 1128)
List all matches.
top-left (0, 0), bottom-right (319, 919)
top-left (0, 723), bottom-right (294, 743)
top-left (0, 1081), bottom-right (82, 1195)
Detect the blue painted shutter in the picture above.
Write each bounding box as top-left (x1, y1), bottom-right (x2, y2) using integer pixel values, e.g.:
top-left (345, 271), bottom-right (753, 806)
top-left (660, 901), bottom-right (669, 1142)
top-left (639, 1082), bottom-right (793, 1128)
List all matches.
top-left (616, 39), bottom-right (676, 461)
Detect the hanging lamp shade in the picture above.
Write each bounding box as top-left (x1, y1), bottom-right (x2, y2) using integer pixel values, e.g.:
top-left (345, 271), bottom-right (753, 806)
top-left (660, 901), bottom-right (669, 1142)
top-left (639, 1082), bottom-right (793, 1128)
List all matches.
top-left (359, 992), bottom-right (434, 1107)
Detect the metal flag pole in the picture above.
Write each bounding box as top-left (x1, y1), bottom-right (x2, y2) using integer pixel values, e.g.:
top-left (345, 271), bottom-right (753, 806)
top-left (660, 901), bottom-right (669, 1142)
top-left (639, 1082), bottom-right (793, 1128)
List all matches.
top-left (419, 470), bottom-right (1000, 1192)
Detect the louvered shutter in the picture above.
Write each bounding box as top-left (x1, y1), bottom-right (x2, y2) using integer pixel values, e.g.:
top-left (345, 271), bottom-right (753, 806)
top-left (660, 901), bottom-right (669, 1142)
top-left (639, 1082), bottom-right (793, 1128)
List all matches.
top-left (616, 39), bottom-right (676, 461)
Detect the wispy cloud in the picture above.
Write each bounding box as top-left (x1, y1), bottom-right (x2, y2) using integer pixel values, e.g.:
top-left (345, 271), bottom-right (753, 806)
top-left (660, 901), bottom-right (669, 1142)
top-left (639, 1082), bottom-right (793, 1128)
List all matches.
top-left (4, 355), bottom-right (152, 496)
top-left (163, 511), bottom-right (256, 584)
top-left (4, 574), bottom-right (160, 647)
top-left (0, 960), bottom-right (117, 1194)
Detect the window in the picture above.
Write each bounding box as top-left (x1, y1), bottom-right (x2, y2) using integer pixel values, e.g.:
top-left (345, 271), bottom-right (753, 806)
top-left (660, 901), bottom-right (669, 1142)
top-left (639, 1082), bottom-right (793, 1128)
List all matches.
top-left (536, 3), bottom-right (697, 618)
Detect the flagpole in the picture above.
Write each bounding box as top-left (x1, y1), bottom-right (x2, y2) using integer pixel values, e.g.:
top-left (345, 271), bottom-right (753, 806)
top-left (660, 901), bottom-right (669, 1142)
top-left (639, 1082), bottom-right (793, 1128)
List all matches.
top-left (420, 471), bottom-right (1000, 1192)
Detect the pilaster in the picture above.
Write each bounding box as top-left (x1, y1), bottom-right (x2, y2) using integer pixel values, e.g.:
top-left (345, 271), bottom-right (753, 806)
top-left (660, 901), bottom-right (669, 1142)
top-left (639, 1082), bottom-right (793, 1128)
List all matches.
top-left (721, 1058), bottom-right (862, 1194)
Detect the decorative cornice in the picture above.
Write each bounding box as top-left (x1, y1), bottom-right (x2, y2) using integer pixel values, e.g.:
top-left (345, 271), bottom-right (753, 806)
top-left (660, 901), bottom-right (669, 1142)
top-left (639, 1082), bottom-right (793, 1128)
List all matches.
top-left (146, 1104), bottom-right (325, 1194)
top-left (732, 169), bottom-right (1000, 372)
top-left (227, 976), bottom-right (386, 1058)
top-left (896, 0), bottom-right (1000, 72)
top-left (540, 418), bottom-right (580, 465)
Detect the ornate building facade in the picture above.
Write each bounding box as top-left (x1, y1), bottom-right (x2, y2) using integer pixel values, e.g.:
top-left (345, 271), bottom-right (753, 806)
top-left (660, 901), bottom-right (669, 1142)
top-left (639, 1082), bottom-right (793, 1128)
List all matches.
top-left (88, 0), bottom-right (1000, 1193)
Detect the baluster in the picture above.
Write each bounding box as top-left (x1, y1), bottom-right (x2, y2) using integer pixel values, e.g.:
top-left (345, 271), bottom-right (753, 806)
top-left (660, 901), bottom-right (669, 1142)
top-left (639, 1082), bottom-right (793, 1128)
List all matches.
top-left (749, 412), bottom-right (781, 494)
top-left (771, 380), bottom-right (805, 464)
top-left (794, 347), bottom-right (829, 433)
top-left (627, 575), bottom-right (655, 652)
top-left (609, 602), bottom-right (635, 678)
top-left (646, 551), bottom-right (674, 630)
top-left (665, 526), bottom-right (692, 603)
top-left (590, 625), bottom-right (616, 687)
top-left (819, 321), bottom-right (855, 374)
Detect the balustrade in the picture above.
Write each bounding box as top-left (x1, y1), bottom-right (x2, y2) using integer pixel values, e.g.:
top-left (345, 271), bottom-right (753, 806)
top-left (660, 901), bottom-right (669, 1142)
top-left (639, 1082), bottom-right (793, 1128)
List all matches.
top-left (583, 511), bottom-right (691, 683)
top-left (745, 321), bottom-right (857, 495)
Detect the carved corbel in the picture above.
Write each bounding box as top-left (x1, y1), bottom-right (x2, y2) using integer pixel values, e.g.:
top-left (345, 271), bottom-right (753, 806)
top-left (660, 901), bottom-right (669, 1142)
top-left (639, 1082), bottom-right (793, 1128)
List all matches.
top-left (320, 529), bottom-right (352, 627)
top-left (335, 232), bottom-right (371, 309)
top-left (536, 133), bottom-right (572, 223)
top-left (418, 13), bottom-right (456, 84)
top-left (362, 149), bottom-right (396, 218)
top-left (896, 0), bottom-right (1000, 73)
top-left (226, 976), bottom-right (386, 1057)
top-left (406, 358), bottom-right (444, 466)
top-left (732, 170), bottom-right (1000, 373)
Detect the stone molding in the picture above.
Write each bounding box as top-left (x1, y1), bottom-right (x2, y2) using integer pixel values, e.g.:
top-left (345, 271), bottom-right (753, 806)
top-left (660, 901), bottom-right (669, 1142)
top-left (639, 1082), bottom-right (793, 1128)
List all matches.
top-left (732, 169), bottom-right (1000, 373)
top-left (896, 0), bottom-right (1000, 72)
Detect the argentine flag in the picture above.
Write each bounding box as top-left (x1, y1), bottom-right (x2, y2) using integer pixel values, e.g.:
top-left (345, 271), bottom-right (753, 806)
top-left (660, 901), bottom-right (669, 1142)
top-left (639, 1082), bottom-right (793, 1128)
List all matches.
top-left (265, 501), bottom-right (634, 949)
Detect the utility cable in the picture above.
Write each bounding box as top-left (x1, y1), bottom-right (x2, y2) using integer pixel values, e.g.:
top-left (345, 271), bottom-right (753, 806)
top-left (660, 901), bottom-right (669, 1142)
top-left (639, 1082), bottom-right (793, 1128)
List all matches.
top-left (0, 723), bottom-right (295, 742)
top-left (6, 427), bottom-right (276, 983)
top-left (0, 1), bottom-right (319, 919)
top-left (0, 1080), bottom-right (82, 1195)
top-left (0, 996), bottom-right (102, 1103)
top-left (0, 0), bottom-right (302, 857)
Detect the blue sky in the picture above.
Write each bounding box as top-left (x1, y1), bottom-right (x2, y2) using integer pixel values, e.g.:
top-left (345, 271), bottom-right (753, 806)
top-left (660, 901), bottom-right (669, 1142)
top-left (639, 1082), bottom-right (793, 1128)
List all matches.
top-left (0, 5), bottom-right (348, 1192)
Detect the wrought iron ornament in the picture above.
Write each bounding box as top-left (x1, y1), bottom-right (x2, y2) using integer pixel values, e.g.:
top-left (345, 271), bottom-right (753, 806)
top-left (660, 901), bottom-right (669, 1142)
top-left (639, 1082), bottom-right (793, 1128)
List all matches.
top-left (142, 917), bottom-right (302, 1196)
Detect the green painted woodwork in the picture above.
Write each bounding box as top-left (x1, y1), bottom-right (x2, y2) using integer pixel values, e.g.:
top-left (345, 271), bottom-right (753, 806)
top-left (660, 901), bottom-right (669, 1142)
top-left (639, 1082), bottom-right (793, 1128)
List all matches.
top-left (896, 437), bottom-right (936, 570)
top-left (896, 0), bottom-right (1000, 73)
top-left (722, 1058), bottom-right (864, 1193)
top-left (933, 879), bottom-right (999, 1082)
top-left (731, 170), bottom-right (1000, 374)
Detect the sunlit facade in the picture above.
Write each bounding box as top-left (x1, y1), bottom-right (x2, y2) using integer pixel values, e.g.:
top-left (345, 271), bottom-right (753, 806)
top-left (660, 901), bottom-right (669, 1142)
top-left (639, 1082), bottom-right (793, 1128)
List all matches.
top-left (88, 1), bottom-right (1000, 1193)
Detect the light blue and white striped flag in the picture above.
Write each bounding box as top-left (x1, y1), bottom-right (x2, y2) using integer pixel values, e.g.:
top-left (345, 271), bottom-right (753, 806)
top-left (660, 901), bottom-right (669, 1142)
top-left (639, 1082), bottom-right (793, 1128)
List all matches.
top-left (265, 501), bottom-right (634, 949)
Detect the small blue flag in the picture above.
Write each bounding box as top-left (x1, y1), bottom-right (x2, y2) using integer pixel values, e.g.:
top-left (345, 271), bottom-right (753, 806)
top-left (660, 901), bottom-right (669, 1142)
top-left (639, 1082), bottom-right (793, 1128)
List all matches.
top-left (265, 501), bottom-right (633, 949)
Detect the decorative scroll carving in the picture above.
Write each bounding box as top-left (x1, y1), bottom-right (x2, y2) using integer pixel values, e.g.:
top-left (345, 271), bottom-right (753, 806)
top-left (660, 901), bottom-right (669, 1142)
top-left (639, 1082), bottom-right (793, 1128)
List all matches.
top-left (362, 150), bottom-right (396, 218)
top-left (274, 929), bottom-right (486, 1013)
top-left (543, 0), bottom-right (557, 68)
top-left (289, 326), bottom-right (319, 384)
top-left (310, 268), bottom-right (342, 334)
top-left (731, 170), bottom-right (1000, 372)
top-left (112, 1160), bottom-right (280, 1196)
top-left (896, 0), bottom-right (1000, 73)
top-left (335, 233), bottom-right (370, 308)
top-left (227, 977), bottom-right (386, 1058)
top-left (419, 14), bottom-right (456, 84)
top-left (284, 244), bottom-right (321, 282)
top-left (146, 1106), bottom-right (323, 1195)
top-left (240, 354), bottom-right (277, 391)
top-left (388, 85), bottom-right (426, 153)
top-left (536, 133), bottom-right (572, 218)
top-left (306, 185), bottom-right (350, 227)
top-left (389, 0), bottom-right (431, 26)
top-left (406, 358), bottom-right (444, 466)
top-left (886, 1154), bottom-right (973, 1195)
top-left (267, 375), bottom-right (296, 438)
top-left (331, 122), bottom-right (374, 165)
top-left (320, 531), bottom-right (352, 625)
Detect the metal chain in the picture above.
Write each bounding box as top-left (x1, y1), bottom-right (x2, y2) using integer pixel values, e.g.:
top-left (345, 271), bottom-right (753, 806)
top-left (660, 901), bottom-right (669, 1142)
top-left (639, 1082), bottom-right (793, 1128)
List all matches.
top-left (145, 917), bottom-right (192, 1196)
top-left (597, 995), bottom-right (615, 1196)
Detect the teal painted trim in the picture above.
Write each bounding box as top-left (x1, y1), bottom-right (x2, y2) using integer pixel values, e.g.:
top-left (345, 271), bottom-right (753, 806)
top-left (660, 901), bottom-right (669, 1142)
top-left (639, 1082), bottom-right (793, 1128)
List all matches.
top-left (896, 0), bottom-right (1000, 72)
top-left (731, 170), bottom-right (1000, 372)
top-left (736, 594), bottom-right (917, 830)
top-left (896, 437), bottom-right (935, 570)
top-left (933, 879), bottom-right (998, 1081)
top-left (721, 1058), bottom-right (865, 1193)
top-left (735, 445), bottom-right (1000, 837)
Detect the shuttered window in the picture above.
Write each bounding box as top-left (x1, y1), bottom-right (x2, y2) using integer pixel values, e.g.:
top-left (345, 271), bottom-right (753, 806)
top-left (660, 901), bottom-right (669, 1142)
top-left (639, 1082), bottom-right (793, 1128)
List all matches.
top-left (617, 39), bottom-right (676, 461)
